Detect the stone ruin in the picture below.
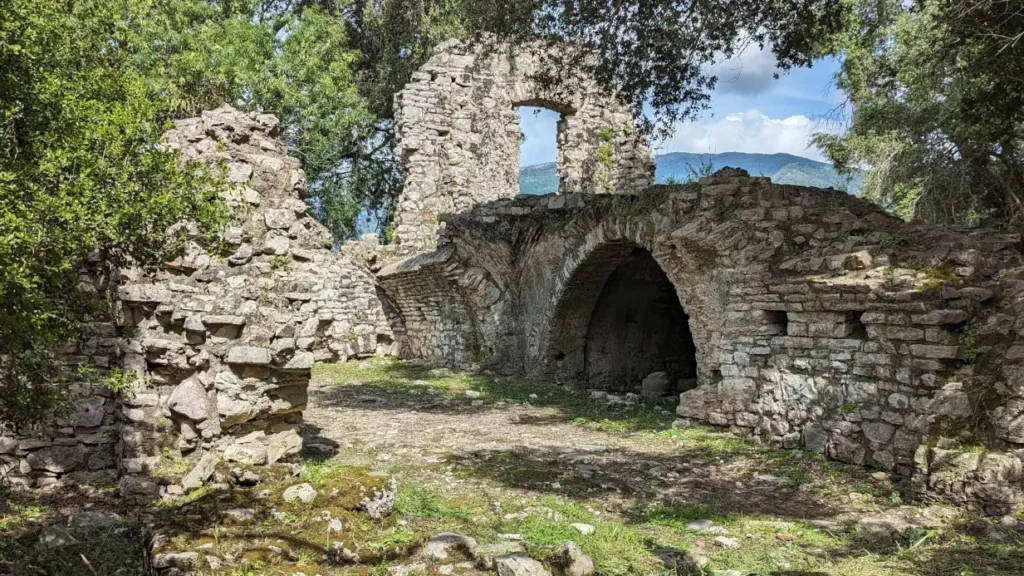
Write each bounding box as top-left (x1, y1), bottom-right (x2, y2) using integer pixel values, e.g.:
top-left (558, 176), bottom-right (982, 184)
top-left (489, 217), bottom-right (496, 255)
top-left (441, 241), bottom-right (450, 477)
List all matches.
top-left (378, 170), bottom-right (1024, 515)
top-left (4, 40), bottom-right (1024, 520)
top-left (1, 107), bottom-right (392, 496)
top-left (392, 40), bottom-right (655, 251)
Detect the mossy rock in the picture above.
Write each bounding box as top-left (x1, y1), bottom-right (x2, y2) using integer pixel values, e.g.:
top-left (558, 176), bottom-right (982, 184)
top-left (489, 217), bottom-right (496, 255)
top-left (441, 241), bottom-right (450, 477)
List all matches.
top-left (151, 465), bottom-right (409, 574)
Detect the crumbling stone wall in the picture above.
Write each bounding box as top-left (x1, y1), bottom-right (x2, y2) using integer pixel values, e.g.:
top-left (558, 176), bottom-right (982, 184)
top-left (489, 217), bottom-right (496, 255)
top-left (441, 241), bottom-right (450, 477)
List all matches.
top-left (116, 107), bottom-right (393, 500)
top-left (392, 39), bottom-right (655, 251)
top-left (378, 169), bottom-right (1024, 514)
top-left (0, 256), bottom-right (121, 489)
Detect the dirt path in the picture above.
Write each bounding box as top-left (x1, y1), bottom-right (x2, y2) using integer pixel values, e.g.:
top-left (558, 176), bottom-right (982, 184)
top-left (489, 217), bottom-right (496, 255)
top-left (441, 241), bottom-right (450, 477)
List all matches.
top-left (301, 358), bottom-right (1024, 576)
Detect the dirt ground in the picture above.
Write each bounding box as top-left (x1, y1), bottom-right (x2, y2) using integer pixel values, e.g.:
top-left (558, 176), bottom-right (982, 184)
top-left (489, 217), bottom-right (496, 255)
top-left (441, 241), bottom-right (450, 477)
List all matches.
top-left (301, 358), bottom-right (1024, 576)
top-left (3, 357), bottom-right (1023, 576)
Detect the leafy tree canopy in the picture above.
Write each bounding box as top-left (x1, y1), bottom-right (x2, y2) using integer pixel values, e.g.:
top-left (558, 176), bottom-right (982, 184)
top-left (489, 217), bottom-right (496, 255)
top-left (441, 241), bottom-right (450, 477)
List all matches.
top-left (462, 0), bottom-right (850, 139)
top-left (0, 0), bottom-right (226, 425)
top-left (814, 0), bottom-right (1024, 227)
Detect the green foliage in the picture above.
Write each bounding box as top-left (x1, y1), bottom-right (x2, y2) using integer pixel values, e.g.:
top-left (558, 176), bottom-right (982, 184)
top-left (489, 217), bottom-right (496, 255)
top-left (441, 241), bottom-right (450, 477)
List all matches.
top-left (815, 0), bottom-right (1024, 228)
top-left (959, 322), bottom-right (980, 364)
top-left (0, 0), bottom-right (226, 426)
top-left (123, 0), bottom-right (384, 241)
top-left (270, 254), bottom-right (293, 270)
top-left (466, 0), bottom-right (849, 139)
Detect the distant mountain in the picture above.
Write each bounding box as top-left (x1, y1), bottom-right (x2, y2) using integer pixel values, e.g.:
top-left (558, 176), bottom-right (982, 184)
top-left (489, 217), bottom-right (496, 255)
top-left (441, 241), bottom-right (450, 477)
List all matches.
top-left (518, 152), bottom-right (862, 196)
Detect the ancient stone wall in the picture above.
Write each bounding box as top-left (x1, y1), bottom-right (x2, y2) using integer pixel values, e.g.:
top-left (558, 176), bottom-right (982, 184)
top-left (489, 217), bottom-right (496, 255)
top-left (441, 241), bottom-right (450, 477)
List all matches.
top-left (392, 39), bottom-right (655, 251)
top-left (378, 170), bottom-right (1024, 514)
top-left (0, 256), bottom-right (121, 489)
top-left (0, 107), bottom-right (394, 498)
top-left (114, 106), bottom-right (393, 500)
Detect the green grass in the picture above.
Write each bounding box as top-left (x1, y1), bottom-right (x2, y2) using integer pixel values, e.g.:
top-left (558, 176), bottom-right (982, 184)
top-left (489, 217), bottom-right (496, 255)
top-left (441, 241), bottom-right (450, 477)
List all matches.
top-left (315, 356), bottom-right (678, 433)
top-left (314, 357), bottom-right (1024, 576)
top-left (6, 358), bottom-right (1023, 576)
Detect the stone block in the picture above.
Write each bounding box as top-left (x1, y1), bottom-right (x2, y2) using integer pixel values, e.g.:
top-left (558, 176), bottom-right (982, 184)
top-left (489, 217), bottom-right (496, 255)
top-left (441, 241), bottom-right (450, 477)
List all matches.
top-left (911, 310), bottom-right (969, 325)
top-left (26, 446), bottom-right (83, 474)
top-left (862, 421), bottom-right (896, 444)
top-left (225, 347), bottom-right (272, 366)
top-left (72, 396), bottom-right (107, 428)
top-left (640, 372), bottom-right (671, 398)
top-left (224, 443), bottom-right (268, 466)
top-left (168, 377), bottom-right (211, 421)
top-left (909, 344), bottom-right (961, 359)
top-left (118, 284), bottom-right (171, 303)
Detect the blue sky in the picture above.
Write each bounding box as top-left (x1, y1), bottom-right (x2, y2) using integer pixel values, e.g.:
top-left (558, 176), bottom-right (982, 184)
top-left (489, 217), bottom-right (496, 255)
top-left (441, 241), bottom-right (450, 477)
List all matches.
top-left (520, 47), bottom-right (844, 166)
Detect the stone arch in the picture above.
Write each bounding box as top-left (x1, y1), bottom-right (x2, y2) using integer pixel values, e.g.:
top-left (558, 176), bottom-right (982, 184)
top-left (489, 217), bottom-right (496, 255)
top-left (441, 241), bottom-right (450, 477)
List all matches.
top-left (534, 220), bottom-right (717, 394)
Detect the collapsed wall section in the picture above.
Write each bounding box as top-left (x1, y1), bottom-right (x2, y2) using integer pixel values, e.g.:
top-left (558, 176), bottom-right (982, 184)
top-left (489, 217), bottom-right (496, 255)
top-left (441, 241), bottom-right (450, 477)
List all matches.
top-left (392, 39), bottom-right (655, 251)
top-left (109, 107), bottom-right (391, 499)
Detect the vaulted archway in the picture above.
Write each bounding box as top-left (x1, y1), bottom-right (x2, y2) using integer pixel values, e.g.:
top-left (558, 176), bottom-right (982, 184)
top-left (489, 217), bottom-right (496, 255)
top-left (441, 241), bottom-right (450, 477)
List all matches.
top-left (545, 241), bottom-right (698, 395)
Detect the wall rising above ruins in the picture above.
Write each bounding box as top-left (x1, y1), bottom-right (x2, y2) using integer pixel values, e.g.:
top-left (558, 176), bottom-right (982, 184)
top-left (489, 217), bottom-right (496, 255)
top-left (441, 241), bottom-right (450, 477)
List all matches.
top-left (391, 40), bottom-right (655, 251)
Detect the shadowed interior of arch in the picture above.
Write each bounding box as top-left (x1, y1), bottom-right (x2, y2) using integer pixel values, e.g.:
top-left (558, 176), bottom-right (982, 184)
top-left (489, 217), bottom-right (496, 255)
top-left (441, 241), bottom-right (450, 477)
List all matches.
top-left (584, 247), bottom-right (697, 394)
top-left (547, 241), bottom-right (698, 395)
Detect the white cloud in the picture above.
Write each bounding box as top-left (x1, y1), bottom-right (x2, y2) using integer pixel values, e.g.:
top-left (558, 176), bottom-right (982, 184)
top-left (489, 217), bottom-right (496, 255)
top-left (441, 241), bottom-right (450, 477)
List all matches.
top-left (658, 109), bottom-right (828, 161)
top-left (708, 43), bottom-right (778, 96)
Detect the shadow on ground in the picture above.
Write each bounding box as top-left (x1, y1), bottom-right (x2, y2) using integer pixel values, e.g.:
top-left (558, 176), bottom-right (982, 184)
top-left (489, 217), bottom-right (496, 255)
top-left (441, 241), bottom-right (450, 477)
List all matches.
top-left (311, 360), bottom-right (677, 433)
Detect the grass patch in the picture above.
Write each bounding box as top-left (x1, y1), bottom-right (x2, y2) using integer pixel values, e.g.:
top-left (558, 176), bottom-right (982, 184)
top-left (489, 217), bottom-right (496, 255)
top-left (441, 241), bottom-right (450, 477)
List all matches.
top-left (314, 356), bottom-right (677, 434)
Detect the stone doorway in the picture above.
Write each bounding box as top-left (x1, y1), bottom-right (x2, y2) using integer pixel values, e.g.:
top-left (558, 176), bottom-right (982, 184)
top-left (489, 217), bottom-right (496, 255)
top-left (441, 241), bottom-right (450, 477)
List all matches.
top-left (547, 241), bottom-right (698, 396)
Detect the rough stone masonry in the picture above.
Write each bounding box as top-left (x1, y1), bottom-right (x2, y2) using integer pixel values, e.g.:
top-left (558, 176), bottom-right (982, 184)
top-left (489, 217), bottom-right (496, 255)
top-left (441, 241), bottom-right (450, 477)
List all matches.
top-left (1, 106), bottom-right (393, 496)
top-left (6, 38), bottom-right (1024, 520)
top-left (378, 169), bottom-right (1024, 515)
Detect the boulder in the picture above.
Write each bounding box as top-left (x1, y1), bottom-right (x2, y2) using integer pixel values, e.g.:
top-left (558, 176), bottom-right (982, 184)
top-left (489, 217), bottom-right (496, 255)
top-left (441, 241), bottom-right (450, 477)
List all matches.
top-left (424, 532), bottom-right (477, 560)
top-left (558, 542), bottom-right (594, 576)
top-left (474, 542), bottom-right (525, 570)
top-left (496, 553), bottom-right (551, 576)
top-left (182, 452), bottom-right (220, 489)
top-left (168, 377), bottom-right (210, 421)
top-left (570, 523), bottom-right (595, 536)
top-left (640, 371), bottom-right (671, 398)
top-left (266, 428), bottom-right (303, 464)
top-left (282, 482), bottom-right (317, 503)
top-left (224, 443), bottom-right (268, 466)
top-left (37, 526), bottom-right (78, 549)
top-left (68, 510), bottom-right (121, 528)
top-left (152, 551), bottom-right (199, 570)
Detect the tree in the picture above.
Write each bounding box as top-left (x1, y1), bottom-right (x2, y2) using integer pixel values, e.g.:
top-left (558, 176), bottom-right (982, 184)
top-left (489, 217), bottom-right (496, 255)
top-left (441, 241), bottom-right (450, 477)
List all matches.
top-left (0, 0), bottom-right (226, 426)
top-left (462, 0), bottom-right (849, 139)
top-left (125, 0), bottom-right (381, 240)
top-left (813, 0), bottom-right (1024, 227)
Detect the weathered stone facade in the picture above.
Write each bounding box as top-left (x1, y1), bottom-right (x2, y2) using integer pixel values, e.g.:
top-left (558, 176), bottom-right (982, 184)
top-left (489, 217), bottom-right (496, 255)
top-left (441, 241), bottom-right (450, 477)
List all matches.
top-left (114, 107), bottom-right (392, 500)
top-left (378, 169), bottom-right (1024, 514)
top-left (392, 39), bottom-right (655, 251)
top-left (1, 106), bottom-right (392, 497)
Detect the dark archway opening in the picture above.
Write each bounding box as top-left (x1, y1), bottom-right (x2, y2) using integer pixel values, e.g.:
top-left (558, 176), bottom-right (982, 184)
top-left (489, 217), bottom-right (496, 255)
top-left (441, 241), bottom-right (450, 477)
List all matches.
top-left (582, 248), bottom-right (697, 395)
